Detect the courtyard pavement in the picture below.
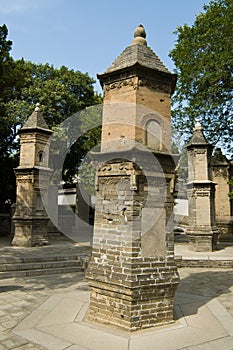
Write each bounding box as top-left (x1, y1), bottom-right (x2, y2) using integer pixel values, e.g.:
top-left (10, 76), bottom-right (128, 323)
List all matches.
top-left (0, 241), bottom-right (233, 349)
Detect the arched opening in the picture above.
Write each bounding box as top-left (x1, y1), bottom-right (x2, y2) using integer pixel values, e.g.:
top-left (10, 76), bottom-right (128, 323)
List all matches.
top-left (146, 120), bottom-right (161, 151)
top-left (38, 151), bottom-right (43, 163)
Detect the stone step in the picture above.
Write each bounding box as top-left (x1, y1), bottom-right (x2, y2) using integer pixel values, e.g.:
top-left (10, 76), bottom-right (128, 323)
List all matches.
top-left (0, 259), bottom-right (84, 272)
top-left (0, 265), bottom-right (84, 279)
top-left (0, 254), bottom-right (83, 264)
top-left (0, 249), bottom-right (90, 279)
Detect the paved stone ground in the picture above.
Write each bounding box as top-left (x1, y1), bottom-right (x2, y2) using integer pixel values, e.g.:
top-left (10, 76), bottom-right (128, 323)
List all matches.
top-left (0, 272), bottom-right (87, 349)
top-left (0, 267), bottom-right (232, 349)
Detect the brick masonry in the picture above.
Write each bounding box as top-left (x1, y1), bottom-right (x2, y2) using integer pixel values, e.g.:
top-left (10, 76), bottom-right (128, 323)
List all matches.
top-left (86, 25), bottom-right (180, 331)
top-left (86, 156), bottom-right (179, 331)
top-left (12, 106), bottom-right (52, 247)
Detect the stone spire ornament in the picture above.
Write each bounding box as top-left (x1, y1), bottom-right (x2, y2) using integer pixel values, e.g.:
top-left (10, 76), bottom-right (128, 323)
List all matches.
top-left (35, 102), bottom-right (40, 112)
top-left (132, 24), bottom-right (147, 46)
top-left (194, 119), bottom-right (202, 130)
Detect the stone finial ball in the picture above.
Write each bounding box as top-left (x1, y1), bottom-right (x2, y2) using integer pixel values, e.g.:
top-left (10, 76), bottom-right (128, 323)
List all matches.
top-left (132, 24), bottom-right (147, 46)
top-left (134, 24), bottom-right (146, 38)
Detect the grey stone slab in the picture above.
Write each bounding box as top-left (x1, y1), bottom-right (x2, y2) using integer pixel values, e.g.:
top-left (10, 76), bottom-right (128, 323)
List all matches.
top-left (1, 335), bottom-right (27, 349)
top-left (75, 303), bottom-right (89, 322)
top-left (214, 316), bottom-right (233, 336)
top-left (59, 291), bottom-right (90, 303)
top-left (0, 345), bottom-right (7, 350)
top-left (183, 336), bottom-right (233, 350)
top-left (181, 303), bottom-right (227, 337)
top-left (13, 310), bottom-right (48, 331)
top-left (1, 318), bottom-right (19, 329)
top-left (14, 328), bottom-right (71, 350)
top-left (130, 303), bottom-right (228, 350)
top-left (37, 298), bottom-right (83, 327)
top-left (36, 294), bottom-right (63, 311)
top-left (66, 346), bottom-right (89, 350)
top-left (39, 322), bottom-right (129, 350)
top-left (207, 298), bottom-right (232, 317)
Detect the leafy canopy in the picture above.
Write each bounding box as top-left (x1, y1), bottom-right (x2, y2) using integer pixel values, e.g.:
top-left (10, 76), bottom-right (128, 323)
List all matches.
top-left (170, 0), bottom-right (233, 156)
top-left (0, 24), bottom-right (102, 209)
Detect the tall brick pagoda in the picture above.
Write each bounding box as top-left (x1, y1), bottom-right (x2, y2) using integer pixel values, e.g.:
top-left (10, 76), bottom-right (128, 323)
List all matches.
top-left (86, 25), bottom-right (180, 331)
top-left (186, 121), bottom-right (219, 251)
top-left (12, 104), bottom-right (52, 247)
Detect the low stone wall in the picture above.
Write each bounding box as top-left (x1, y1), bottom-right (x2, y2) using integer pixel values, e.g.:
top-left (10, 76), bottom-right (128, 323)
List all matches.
top-left (175, 256), bottom-right (233, 268)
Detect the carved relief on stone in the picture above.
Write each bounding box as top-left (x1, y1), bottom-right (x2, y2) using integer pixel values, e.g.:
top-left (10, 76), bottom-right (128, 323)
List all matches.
top-left (104, 78), bottom-right (135, 92)
top-left (96, 162), bottom-right (141, 191)
top-left (104, 76), bottom-right (170, 93)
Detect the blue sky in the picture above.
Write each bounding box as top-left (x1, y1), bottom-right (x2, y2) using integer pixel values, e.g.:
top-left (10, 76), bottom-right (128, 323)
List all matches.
top-left (0, 0), bottom-right (211, 92)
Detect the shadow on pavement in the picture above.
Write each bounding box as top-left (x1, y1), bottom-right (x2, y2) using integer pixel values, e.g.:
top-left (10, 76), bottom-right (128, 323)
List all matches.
top-left (175, 269), bottom-right (233, 318)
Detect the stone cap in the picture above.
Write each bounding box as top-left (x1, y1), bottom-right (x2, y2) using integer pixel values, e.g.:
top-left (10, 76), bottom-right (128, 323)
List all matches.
top-left (187, 120), bottom-right (210, 148)
top-left (212, 148), bottom-right (230, 165)
top-left (20, 103), bottom-right (51, 134)
top-left (101, 24), bottom-right (171, 75)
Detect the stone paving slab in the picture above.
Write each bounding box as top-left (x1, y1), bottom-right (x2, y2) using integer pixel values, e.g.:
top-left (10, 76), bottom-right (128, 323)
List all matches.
top-left (11, 274), bottom-right (233, 350)
top-left (0, 240), bottom-right (233, 349)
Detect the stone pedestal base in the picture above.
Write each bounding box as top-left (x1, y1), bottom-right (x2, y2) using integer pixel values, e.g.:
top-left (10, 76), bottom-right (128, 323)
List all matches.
top-left (86, 253), bottom-right (179, 332)
top-left (12, 217), bottom-right (49, 247)
top-left (187, 227), bottom-right (220, 252)
top-left (216, 221), bottom-right (233, 243)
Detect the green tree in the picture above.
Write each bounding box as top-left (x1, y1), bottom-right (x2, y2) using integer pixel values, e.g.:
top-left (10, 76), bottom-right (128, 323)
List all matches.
top-left (169, 0), bottom-right (233, 155)
top-left (0, 24), bottom-right (102, 210)
top-left (0, 24), bottom-right (27, 210)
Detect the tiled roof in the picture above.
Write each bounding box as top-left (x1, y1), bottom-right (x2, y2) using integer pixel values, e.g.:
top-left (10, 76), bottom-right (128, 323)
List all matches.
top-left (105, 43), bottom-right (170, 74)
top-left (21, 105), bottom-right (50, 131)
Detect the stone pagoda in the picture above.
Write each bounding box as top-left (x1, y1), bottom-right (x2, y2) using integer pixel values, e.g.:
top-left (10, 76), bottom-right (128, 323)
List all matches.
top-left (211, 148), bottom-right (233, 241)
top-left (12, 104), bottom-right (52, 247)
top-left (186, 121), bottom-right (219, 251)
top-left (86, 25), bottom-right (180, 331)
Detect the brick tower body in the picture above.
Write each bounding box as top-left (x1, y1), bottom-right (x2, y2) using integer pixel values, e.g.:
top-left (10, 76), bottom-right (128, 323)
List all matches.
top-left (12, 104), bottom-right (52, 247)
top-left (211, 148), bottom-right (233, 242)
top-left (86, 25), bottom-right (180, 331)
top-left (186, 121), bottom-right (220, 251)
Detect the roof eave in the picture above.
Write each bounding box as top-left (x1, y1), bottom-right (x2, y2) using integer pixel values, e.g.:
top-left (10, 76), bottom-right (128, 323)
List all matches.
top-left (97, 62), bottom-right (177, 95)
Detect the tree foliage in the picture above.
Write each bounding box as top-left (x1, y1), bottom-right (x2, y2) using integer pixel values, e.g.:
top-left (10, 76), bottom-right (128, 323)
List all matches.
top-left (0, 24), bottom-right (102, 209)
top-left (170, 0), bottom-right (233, 156)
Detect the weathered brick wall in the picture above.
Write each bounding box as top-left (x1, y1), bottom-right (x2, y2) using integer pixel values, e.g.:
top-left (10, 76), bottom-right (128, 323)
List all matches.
top-left (86, 159), bottom-right (179, 331)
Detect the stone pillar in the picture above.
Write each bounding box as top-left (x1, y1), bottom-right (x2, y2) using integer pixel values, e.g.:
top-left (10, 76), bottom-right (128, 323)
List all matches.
top-left (47, 184), bottom-right (63, 240)
top-left (211, 148), bottom-right (233, 241)
top-left (72, 183), bottom-right (93, 243)
top-left (86, 25), bottom-right (179, 332)
top-left (12, 104), bottom-right (52, 247)
top-left (186, 121), bottom-right (219, 251)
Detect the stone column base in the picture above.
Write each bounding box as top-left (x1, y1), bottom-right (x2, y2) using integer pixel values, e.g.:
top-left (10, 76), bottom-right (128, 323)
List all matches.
top-left (86, 257), bottom-right (179, 332)
top-left (12, 217), bottom-right (49, 247)
top-left (187, 227), bottom-right (220, 252)
top-left (216, 221), bottom-right (233, 243)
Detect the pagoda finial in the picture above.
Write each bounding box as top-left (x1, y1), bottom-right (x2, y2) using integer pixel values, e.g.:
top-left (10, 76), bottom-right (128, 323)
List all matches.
top-left (194, 119), bottom-right (202, 131)
top-left (132, 24), bottom-right (147, 46)
top-left (35, 103), bottom-right (40, 112)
